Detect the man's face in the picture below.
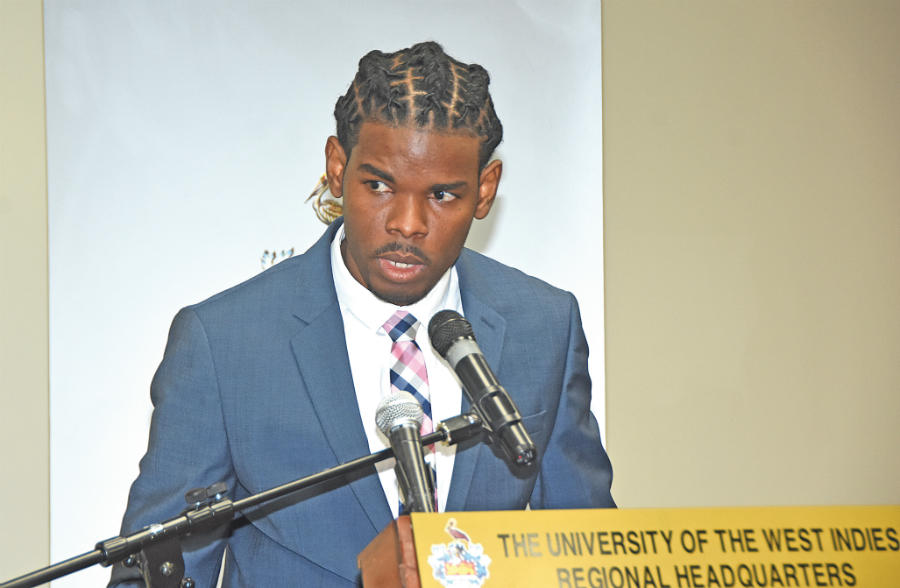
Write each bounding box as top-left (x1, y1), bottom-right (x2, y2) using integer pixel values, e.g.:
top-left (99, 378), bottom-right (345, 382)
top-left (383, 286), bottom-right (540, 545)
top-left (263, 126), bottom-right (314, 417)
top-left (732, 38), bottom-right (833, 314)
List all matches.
top-left (325, 122), bottom-right (501, 306)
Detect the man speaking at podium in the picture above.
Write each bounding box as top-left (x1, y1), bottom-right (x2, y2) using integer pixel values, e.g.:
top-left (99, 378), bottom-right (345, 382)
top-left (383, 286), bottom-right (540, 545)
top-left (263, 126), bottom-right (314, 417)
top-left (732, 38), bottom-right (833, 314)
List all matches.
top-left (111, 41), bottom-right (614, 587)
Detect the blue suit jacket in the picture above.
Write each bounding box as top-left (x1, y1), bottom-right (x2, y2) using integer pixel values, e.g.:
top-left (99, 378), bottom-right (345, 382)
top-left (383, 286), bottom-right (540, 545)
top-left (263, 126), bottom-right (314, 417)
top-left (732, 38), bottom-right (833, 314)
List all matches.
top-left (112, 221), bottom-right (614, 587)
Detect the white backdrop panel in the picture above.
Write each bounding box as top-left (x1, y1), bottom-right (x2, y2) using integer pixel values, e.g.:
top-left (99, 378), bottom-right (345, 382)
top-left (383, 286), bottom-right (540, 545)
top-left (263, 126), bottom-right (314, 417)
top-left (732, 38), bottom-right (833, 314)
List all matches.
top-left (45, 1), bottom-right (603, 585)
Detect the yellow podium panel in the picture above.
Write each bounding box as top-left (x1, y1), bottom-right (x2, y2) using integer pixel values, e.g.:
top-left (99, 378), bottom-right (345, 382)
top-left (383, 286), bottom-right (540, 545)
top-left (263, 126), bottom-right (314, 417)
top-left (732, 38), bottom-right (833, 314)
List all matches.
top-left (411, 506), bottom-right (899, 587)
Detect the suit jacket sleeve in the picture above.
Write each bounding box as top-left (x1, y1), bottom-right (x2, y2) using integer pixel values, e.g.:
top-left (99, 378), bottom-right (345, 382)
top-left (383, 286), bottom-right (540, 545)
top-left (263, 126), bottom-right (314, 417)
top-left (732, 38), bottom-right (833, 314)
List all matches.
top-left (109, 307), bottom-right (235, 587)
top-left (528, 293), bottom-right (616, 509)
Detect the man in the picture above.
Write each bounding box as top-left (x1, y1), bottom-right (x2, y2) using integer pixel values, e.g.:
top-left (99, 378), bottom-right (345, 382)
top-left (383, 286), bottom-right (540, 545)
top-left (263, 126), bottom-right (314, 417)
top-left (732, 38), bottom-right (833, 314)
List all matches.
top-left (111, 41), bottom-right (613, 587)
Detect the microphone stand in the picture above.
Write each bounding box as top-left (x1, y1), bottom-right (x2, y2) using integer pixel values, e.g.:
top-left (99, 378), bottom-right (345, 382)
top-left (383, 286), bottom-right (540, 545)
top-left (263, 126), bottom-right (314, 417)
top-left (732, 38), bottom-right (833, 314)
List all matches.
top-left (1, 413), bottom-right (484, 588)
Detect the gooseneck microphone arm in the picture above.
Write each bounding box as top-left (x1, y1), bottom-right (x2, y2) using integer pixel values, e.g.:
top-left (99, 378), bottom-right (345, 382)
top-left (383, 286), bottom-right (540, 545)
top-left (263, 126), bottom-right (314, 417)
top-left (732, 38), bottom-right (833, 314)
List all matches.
top-left (0, 412), bottom-right (484, 588)
top-left (428, 310), bottom-right (537, 467)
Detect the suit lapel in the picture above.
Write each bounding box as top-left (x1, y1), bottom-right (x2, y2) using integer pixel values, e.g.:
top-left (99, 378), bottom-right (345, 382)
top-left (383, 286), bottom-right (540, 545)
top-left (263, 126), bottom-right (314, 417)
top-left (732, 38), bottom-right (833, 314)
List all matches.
top-left (287, 223), bottom-right (393, 533)
top-left (446, 250), bottom-right (507, 511)
top-left (284, 238), bottom-right (508, 519)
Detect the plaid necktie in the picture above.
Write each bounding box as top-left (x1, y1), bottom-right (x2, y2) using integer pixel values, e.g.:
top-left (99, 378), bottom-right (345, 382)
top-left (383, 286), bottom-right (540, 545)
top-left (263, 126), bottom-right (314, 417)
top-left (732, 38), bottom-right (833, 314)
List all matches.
top-left (383, 309), bottom-right (436, 512)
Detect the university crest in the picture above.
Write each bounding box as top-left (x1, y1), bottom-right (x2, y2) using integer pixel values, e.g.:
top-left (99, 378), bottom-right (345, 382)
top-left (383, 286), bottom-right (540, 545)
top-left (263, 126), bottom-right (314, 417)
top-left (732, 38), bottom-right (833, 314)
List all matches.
top-left (427, 518), bottom-right (491, 587)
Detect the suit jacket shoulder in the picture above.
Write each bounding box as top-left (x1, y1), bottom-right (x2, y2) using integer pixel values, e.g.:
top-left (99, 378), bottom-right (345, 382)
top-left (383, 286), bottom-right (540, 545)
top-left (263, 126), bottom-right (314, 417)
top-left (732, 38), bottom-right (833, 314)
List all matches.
top-left (456, 247), bottom-right (580, 360)
top-left (457, 247), bottom-right (574, 304)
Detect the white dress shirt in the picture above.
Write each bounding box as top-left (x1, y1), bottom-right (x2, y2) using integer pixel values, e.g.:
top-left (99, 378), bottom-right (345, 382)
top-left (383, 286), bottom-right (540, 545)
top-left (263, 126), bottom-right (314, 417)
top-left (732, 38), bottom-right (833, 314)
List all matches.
top-left (330, 225), bottom-right (463, 517)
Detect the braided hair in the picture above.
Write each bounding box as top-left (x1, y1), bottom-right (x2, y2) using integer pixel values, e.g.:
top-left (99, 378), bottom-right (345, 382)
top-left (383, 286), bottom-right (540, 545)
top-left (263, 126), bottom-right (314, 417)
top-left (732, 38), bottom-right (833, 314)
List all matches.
top-left (334, 41), bottom-right (503, 170)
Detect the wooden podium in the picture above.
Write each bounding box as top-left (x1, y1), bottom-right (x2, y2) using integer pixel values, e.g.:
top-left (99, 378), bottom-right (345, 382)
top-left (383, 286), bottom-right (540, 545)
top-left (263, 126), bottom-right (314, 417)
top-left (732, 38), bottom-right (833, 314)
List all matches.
top-left (358, 515), bottom-right (421, 588)
top-left (358, 507), bottom-right (899, 588)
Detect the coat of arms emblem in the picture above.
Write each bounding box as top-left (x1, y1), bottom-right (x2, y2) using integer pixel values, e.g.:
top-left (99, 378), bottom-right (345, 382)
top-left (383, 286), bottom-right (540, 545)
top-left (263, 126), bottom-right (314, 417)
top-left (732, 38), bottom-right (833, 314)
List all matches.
top-left (427, 518), bottom-right (492, 586)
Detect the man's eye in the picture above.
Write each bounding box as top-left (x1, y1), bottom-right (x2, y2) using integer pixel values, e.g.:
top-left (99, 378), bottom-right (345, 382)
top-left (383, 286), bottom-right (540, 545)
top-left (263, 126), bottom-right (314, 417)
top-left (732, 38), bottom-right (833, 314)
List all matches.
top-left (366, 180), bottom-right (389, 192)
top-left (433, 190), bottom-right (458, 202)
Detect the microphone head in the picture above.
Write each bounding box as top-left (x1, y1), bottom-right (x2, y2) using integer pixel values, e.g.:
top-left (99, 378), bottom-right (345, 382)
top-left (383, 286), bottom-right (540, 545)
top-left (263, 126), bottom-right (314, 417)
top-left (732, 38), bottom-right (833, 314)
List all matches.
top-left (375, 392), bottom-right (424, 436)
top-left (428, 310), bottom-right (475, 357)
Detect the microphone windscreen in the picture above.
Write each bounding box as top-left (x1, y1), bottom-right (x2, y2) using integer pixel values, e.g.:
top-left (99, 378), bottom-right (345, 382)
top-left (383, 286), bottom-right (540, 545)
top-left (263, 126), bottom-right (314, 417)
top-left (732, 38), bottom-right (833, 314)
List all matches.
top-left (375, 392), bottom-right (424, 436)
top-left (428, 310), bottom-right (474, 357)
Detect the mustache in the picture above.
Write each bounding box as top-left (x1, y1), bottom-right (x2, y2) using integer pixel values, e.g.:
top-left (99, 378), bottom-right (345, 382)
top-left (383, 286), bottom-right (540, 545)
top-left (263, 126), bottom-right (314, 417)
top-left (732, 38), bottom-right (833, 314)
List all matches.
top-left (374, 242), bottom-right (431, 264)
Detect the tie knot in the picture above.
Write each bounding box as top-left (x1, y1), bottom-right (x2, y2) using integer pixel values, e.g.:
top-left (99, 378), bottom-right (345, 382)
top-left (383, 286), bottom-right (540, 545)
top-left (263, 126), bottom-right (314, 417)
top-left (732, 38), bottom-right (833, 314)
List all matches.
top-left (383, 310), bottom-right (420, 342)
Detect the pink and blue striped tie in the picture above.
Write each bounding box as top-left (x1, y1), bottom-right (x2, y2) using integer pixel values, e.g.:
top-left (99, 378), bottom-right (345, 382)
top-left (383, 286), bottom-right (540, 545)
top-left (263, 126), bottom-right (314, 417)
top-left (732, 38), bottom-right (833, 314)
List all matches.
top-left (383, 310), bottom-right (436, 512)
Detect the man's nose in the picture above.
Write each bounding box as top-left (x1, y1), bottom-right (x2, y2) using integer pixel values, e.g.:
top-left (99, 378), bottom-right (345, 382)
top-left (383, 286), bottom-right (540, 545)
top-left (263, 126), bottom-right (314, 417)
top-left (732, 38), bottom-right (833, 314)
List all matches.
top-left (385, 193), bottom-right (428, 238)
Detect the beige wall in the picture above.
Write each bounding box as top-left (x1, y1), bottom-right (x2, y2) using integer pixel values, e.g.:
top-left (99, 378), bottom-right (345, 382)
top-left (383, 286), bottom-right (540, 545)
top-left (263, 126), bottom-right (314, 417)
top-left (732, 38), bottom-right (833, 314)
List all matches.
top-left (0, 0), bottom-right (50, 581)
top-left (1, 0), bottom-right (898, 580)
top-left (603, 0), bottom-right (900, 507)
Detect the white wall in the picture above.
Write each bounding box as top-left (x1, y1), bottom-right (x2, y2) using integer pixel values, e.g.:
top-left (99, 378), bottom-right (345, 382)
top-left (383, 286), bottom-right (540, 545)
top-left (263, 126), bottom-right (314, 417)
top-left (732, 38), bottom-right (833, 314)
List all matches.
top-left (42, 2), bottom-right (604, 585)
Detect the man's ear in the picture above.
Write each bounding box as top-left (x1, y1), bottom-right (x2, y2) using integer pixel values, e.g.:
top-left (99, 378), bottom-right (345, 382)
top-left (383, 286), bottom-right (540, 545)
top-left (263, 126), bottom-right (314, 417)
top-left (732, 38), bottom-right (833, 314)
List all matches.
top-left (474, 159), bottom-right (502, 219)
top-left (325, 136), bottom-right (347, 197)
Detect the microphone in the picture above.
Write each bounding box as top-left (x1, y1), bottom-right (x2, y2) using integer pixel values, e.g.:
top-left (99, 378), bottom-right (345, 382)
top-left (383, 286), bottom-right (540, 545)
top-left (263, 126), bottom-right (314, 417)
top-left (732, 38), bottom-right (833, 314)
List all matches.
top-left (375, 392), bottom-right (436, 513)
top-left (428, 310), bottom-right (537, 467)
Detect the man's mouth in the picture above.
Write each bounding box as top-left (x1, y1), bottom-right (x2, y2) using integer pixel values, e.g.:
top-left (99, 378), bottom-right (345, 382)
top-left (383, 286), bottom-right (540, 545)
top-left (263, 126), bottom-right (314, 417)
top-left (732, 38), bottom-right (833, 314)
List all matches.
top-left (377, 253), bottom-right (427, 282)
top-left (380, 254), bottom-right (425, 269)
top-left (387, 260), bottom-right (416, 269)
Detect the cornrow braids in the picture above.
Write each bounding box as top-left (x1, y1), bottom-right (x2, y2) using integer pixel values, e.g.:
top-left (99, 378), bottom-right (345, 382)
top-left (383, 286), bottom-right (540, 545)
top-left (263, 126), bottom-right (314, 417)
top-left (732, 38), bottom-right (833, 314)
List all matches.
top-left (334, 41), bottom-right (503, 169)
